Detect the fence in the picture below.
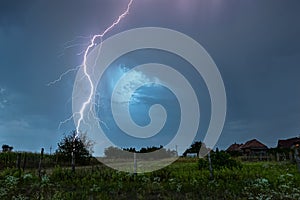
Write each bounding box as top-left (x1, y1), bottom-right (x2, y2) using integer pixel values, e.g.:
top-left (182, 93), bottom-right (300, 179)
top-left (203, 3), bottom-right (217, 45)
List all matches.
top-left (0, 150), bottom-right (99, 171)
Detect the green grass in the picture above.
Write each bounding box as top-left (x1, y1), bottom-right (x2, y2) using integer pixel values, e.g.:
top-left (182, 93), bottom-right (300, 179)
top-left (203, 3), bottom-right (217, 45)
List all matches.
top-left (0, 161), bottom-right (299, 199)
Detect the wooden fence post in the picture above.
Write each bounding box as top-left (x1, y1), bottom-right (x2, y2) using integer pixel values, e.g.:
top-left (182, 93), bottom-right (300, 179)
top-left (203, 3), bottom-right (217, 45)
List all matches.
top-left (133, 152), bottom-right (137, 176)
top-left (4, 153), bottom-right (7, 166)
top-left (22, 153), bottom-right (27, 172)
top-left (289, 152), bottom-right (293, 161)
top-left (71, 144), bottom-right (75, 173)
top-left (207, 151), bottom-right (214, 180)
top-left (16, 153), bottom-right (21, 170)
top-left (38, 148), bottom-right (44, 178)
top-left (294, 148), bottom-right (300, 173)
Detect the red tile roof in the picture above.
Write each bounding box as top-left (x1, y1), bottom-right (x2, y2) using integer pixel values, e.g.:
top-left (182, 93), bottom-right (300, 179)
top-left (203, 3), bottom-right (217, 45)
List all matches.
top-left (240, 139), bottom-right (268, 150)
top-left (277, 137), bottom-right (300, 149)
top-left (226, 143), bottom-right (243, 152)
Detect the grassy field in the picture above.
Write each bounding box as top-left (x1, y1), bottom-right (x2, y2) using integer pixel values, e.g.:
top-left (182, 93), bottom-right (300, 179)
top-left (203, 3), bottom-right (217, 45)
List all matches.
top-left (0, 159), bottom-right (300, 199)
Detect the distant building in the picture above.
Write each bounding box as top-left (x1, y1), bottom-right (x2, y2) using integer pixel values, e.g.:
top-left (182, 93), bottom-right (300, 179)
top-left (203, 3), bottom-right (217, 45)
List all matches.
top-left (186, 153), bottom-right (198, 158)
top-left (226, 143), bottom-right (243, 153)
top-left (239, 139), bottom-right (268, 157)
top-left (277, 137), bottom-right (300, 149)
top-left (276, 137), bottom-right (300, 162)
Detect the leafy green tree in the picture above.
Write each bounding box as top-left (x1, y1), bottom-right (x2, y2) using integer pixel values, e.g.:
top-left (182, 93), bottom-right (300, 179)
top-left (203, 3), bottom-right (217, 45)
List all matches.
top-left (183, 141), bottom-right (202, 156)
top-left (104, 146), bottom-right (125, 158)
top-left (56, 131), bottom-right (92, 165)
top-left (105, 145), bottom-right (177, 159)
top-left (2, 144), bottom-right (13, 152)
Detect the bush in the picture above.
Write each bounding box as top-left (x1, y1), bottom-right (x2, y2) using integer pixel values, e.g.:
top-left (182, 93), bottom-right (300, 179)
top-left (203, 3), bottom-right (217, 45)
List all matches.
top-left (198, 151), bottom-right (242, 170)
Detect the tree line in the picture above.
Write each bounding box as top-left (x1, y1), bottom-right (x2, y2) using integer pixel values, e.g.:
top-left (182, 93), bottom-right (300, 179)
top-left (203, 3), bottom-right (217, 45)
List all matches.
top-left (104, 145), bottom-right (177, 159)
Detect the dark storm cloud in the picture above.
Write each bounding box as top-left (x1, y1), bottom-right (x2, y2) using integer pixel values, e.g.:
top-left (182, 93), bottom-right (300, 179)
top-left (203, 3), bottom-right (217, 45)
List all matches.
top-left (0, 1), bottom-right (34, 25)
top-left (205, 0), bottom-right (300, 148)
top-left (129, 0), bottom-right (300, 148)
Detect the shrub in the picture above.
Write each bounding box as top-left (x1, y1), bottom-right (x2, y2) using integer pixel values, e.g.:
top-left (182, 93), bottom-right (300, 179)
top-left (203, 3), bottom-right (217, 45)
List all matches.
top-left (198, 151), bottom-right (242, 170)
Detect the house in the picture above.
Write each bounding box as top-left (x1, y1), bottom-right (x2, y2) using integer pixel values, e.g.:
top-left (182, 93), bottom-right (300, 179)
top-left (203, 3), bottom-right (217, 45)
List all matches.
top-left (226, 143), bottom-right (243, 152)
top-left (226, 143), bottom-right (243, 156)
top-left (239, 139), bottom-right (268, 157)
top-left (277, 137), bottom-right (300, 149)
top-left (276, 137), bottom-right (300, 161)
top-left (186, 153), bottom-right (198, 158)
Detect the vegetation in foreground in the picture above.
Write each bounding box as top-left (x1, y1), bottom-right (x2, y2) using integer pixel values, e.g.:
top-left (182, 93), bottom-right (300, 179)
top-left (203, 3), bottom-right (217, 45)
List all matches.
top-left (0, 159), bottom-right (300, 200)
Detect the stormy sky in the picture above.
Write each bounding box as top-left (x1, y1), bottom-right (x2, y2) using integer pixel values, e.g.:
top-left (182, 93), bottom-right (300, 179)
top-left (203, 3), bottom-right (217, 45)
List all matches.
top-left (0, 0), bottom-right (299, 154)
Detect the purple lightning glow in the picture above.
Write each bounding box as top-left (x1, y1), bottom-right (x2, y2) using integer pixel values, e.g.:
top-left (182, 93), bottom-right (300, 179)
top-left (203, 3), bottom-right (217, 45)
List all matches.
top-left (75, 0), bottom-right (134, 136)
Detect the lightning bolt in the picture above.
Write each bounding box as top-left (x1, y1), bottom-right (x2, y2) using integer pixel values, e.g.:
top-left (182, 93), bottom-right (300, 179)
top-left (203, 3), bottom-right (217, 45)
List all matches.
top-left (47, 65), bottom-right (81, 87)
top-left (75, 0), bottom-right (134, 137)
top-left (57, 36), bottom-right (91, 58)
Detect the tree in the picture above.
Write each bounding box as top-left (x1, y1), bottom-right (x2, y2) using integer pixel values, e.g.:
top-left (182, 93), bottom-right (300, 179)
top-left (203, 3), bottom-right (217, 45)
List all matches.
top-left (56, 131), bottom-right (93, 165)
top-left (183, 141), bottom-right (202, 157)
top-left (104, 146), bottom-right (126, 158)
top-left (104, 145), bottom-right (177, 159)
top-left (2, 144), bottom-right (13, 152)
